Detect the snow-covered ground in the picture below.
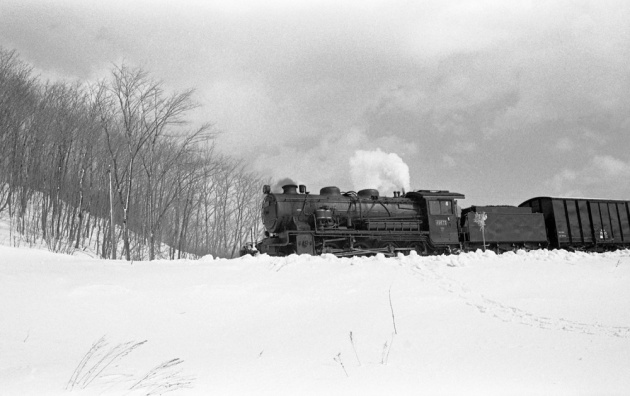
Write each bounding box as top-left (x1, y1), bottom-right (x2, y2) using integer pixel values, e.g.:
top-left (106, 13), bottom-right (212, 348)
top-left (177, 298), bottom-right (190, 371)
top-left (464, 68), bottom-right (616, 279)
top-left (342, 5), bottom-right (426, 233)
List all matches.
top-left (1, 228), bottom-right (630, 395)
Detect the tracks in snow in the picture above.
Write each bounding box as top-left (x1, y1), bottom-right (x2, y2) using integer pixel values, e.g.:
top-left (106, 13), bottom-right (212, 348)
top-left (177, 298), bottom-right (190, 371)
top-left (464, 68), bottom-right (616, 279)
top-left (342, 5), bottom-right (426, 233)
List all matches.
top-left (411, 263), bottom-right (630, 338)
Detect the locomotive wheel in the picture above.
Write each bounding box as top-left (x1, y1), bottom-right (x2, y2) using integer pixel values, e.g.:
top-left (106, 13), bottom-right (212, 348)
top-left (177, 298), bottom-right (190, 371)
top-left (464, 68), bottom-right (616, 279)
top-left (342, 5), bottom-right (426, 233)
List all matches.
top-left (319, 240), bottom-right (345, 255)
top-left (353, 241), bottom-right (375, 256)
top-left (322, 246), bottom-right (335, 254)
top-left (379, 242), bottom-right (398, 256)
top-left (408, 242), bottom-right (428, 256)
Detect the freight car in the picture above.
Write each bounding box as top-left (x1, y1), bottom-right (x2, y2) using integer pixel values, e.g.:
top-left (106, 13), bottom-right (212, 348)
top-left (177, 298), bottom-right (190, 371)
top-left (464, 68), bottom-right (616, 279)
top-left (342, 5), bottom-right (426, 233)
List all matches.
top-left (519, 197), bottom-right (630, 250)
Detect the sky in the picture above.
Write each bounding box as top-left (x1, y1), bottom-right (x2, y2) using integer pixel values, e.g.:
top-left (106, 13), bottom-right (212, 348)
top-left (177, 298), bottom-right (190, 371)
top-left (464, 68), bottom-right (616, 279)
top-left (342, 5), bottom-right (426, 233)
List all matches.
top-left (1, 0), bottom-right (629, 205)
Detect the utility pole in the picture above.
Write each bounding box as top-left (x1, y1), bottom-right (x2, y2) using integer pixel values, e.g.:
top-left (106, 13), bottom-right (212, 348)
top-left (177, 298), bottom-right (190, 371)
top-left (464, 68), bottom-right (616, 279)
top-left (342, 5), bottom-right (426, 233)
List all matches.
top-left (108, 167), bottom-right (116, 259)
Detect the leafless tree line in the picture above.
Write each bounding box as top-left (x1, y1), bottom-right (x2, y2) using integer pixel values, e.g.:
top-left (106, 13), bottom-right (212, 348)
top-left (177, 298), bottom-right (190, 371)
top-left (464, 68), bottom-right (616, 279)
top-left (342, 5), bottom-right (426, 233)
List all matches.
top-left (0, 48), bottom-right (266, 259)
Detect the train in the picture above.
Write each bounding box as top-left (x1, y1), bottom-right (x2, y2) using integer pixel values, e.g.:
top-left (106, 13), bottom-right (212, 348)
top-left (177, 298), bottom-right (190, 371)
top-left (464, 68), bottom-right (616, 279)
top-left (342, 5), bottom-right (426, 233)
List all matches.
top-left (249, 183), bottom-right (630, 257)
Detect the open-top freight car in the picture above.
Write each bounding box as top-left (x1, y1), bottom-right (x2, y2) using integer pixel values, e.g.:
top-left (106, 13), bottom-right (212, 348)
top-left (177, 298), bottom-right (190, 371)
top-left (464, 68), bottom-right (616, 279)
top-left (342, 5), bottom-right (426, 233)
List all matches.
top-left (519, 197), bottom-right (630, 251)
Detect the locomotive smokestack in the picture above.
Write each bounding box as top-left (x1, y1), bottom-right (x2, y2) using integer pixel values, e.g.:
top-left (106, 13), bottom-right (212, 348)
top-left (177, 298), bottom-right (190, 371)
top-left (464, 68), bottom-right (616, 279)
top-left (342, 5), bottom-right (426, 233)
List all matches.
top-left (282, 184), bottom-right (298, 194)
top-left (275, 177), bottom-right (297, 192)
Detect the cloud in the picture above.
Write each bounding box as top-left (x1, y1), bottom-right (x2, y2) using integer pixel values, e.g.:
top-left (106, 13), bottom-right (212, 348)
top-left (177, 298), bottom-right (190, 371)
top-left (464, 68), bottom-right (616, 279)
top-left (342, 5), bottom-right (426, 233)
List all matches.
top-left (2, 1), bottom-right (630, 204)
top-left (442, 155), bottom-right (457, 168)
top-left (249, 126), bottom-right (361, 190)
top-left (548, 169), bottom-right (580, 196)
top-left (592, 155), bottom-right (630, 177)
top-left (250, 126), bottom-right (417, 194)
top-left (555, 138), bottom-right (575, 152)
top-left (401, 1), bottom-right (533, 60)
top-left (547, 155), bottom-right (630, 198)
top-left (453, 141), bottom-right (477, 153)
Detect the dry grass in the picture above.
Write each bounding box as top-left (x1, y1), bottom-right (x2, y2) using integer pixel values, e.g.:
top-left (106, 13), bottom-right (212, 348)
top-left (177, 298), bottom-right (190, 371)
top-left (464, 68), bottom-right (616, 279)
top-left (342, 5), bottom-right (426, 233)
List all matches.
top-left (66, 335), bottom-right (195, 394)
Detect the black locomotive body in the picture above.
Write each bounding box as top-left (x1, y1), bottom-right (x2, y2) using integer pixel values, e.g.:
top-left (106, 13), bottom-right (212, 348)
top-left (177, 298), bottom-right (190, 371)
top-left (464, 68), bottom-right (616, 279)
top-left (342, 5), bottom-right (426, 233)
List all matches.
top-left (257, 184), bottom-right (464, 256)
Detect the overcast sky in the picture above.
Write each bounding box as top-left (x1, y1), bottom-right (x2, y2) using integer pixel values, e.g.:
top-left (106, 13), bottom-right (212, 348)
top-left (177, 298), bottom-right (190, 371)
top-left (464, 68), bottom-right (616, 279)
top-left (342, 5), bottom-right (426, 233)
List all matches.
top-left (1, 0), bottom-right (629, 205)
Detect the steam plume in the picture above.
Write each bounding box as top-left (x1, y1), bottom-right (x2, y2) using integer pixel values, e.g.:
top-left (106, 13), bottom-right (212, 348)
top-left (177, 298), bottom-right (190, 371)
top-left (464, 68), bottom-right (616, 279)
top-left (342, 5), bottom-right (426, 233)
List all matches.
top-left (349, 149), bottom-right (410, 196)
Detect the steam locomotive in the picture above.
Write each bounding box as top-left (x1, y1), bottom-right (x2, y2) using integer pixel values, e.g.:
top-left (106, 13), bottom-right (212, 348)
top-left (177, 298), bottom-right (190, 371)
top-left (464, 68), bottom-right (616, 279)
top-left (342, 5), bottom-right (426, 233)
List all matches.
top-left (252, 183), bottom-right (630, 257)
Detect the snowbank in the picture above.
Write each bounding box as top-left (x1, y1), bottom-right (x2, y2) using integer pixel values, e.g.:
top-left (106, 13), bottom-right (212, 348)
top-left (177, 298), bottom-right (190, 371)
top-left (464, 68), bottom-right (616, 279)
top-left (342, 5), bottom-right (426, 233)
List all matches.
top-left (1, 245), bottom-right (630, 395)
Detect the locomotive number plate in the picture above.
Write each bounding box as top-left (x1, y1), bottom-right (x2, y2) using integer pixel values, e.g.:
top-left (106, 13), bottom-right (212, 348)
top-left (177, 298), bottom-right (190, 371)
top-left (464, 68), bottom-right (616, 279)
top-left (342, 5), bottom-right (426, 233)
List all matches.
top-left (435, 219), bottom-right (448, 226)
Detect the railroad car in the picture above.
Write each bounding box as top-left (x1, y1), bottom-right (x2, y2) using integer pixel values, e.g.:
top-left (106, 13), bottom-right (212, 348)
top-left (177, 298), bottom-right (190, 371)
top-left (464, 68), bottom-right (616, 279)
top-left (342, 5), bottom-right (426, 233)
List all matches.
top-left (519, 197), bottom-right (630, 250)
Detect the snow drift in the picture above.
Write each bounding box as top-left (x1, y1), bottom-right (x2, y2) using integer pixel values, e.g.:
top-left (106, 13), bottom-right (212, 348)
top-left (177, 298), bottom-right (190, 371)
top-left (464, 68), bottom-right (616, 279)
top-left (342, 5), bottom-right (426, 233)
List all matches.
top-left (1, 245), bottom-right (630, 395)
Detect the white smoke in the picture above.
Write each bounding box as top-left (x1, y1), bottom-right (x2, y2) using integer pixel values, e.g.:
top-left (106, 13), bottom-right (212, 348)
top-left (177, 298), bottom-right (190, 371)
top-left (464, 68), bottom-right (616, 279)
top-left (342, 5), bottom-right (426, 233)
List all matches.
top-left (349, 149), bottom-right (410, 196)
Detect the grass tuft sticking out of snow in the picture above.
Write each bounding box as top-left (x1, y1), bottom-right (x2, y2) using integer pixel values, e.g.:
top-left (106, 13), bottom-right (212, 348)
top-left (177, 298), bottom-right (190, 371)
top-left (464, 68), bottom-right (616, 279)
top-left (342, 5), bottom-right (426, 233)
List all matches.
top-left (66, 336), bottom-right (147, 391)
top-left (129, 358), bottom-right (196, 395)
top-left (66, 336), bottom-right (194, 394)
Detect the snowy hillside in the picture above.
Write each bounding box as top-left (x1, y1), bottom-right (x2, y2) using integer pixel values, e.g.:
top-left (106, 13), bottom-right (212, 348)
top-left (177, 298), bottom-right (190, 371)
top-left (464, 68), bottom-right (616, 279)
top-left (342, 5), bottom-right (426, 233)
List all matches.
top-left (1, 242), bottom-right (630, 395)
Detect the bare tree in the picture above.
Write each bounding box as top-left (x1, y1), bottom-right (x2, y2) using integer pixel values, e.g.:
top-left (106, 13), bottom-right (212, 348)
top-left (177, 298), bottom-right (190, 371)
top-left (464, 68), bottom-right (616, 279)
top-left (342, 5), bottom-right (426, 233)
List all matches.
top-left (94, 65), bottom-right (194, 259)
top-left (1, 50), bottom-right (268, 259)
top-left (0, 48), bottom-right (39, 220)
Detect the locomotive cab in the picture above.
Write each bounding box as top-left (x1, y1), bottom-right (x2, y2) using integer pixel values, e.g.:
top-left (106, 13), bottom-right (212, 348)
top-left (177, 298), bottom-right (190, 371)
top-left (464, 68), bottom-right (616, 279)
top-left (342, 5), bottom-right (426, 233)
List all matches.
top-left (405, 190), bottom-right (464, 251)
top-left (426, 198), bottom-right (458, 244)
